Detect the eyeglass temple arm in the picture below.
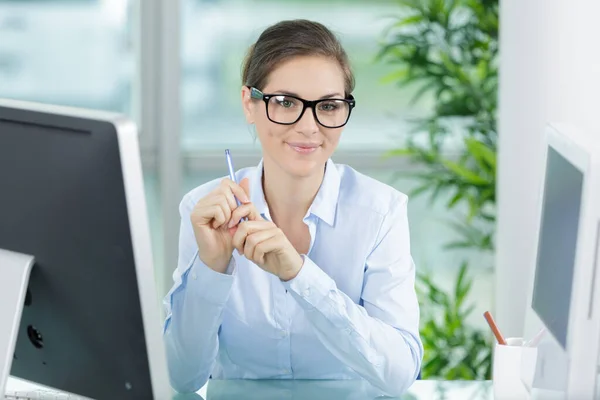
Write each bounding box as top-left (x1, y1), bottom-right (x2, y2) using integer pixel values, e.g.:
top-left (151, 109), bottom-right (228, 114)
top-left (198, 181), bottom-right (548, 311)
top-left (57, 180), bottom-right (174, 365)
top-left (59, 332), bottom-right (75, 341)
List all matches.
top-left (249, 87), bottom-right (263, 100)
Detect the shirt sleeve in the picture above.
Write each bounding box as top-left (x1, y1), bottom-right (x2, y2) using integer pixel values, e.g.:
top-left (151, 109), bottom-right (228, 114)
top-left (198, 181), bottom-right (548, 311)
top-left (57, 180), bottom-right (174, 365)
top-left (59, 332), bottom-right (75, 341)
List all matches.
top-left (281, 195), bottom-right (423, 397)
top-left (162, 194), bottom-right (236, 393)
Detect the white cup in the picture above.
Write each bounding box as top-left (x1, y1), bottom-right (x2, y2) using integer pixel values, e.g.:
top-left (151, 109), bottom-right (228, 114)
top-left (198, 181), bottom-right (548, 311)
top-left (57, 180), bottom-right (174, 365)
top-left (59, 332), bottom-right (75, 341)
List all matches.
top-left (493, 337), bottom-right (531, 400)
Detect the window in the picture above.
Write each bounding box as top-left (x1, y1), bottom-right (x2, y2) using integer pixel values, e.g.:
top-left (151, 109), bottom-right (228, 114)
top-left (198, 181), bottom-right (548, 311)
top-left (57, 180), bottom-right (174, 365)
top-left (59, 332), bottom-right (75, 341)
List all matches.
top-left (0, 0), bottom-right (134, 115)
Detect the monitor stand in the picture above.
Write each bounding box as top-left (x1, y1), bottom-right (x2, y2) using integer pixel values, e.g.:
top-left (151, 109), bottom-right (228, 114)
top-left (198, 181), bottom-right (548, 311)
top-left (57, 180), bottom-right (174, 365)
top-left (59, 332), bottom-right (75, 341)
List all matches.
top-left (0, 249), bottom-right (34, 396)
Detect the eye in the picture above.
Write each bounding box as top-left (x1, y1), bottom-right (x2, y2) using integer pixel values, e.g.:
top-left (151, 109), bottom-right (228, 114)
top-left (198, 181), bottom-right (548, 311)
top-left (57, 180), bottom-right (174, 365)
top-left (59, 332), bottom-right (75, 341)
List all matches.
top-left (319, 101), bottom-right (339, 112)
top-left (273, 96), bottom-right (297, 109)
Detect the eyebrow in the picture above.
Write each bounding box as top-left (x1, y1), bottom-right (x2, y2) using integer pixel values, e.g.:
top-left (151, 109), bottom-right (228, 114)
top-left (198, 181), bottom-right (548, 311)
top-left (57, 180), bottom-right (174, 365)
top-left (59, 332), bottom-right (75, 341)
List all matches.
top-left (272, 90), bottom-right (345, 100)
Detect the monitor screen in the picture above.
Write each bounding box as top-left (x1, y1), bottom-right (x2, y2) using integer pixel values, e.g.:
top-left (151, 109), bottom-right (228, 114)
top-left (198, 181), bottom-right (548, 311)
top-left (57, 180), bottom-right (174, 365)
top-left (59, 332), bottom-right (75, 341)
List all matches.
top-left (532, 146), bottom-right (584, 349)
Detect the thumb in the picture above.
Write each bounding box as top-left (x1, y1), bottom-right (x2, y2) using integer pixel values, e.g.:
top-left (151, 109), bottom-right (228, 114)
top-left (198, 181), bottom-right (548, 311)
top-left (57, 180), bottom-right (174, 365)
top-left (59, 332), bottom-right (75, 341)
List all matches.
top-left (239, 177), bottom-right (251, 201)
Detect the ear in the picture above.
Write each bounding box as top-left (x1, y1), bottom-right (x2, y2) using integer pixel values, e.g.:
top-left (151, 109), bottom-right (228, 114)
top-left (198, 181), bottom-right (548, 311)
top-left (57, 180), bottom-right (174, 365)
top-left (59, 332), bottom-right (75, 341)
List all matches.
top-left (241, 86), bottom-right (254, 124)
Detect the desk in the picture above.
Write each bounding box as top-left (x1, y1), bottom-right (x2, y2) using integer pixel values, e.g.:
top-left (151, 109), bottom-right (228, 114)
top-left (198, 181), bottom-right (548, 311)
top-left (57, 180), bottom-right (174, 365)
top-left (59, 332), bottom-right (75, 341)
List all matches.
top-left (7, 377), bottom-right (493, 399)
top-left (188, 379), bottom-right (493, 400)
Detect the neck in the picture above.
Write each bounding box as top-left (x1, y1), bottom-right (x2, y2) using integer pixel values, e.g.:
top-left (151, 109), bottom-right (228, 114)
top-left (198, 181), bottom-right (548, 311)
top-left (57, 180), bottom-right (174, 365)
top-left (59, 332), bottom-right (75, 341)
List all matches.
top-left (262, 156), bottom-right (325, 225)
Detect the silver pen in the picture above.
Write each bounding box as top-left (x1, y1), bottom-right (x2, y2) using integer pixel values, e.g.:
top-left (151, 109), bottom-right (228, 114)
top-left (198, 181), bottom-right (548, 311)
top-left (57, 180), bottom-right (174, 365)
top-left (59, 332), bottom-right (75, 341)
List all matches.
top-left (225, 149), bottom-right (247, 221)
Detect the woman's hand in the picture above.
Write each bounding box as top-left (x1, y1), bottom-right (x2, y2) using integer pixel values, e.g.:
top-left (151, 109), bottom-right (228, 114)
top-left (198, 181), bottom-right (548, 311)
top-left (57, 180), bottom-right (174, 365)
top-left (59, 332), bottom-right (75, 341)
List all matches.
top-left (230, 211), bottom-right (304, 281)
top-left (190, 178), bottom-right (260, 273)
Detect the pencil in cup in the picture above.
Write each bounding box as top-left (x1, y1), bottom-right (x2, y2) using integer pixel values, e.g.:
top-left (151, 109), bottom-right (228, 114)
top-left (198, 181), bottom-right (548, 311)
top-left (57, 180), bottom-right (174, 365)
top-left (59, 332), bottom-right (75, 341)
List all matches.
top-left (484, 311), bottom-right (507, 345)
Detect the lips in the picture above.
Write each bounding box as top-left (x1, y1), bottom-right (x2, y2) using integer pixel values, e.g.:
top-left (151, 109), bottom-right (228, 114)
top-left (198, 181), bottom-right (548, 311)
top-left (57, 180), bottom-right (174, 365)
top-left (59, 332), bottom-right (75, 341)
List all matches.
top-left (287, 142), bottom-right (321, 154)
top-left (287, 142), bottom-right (320, 148)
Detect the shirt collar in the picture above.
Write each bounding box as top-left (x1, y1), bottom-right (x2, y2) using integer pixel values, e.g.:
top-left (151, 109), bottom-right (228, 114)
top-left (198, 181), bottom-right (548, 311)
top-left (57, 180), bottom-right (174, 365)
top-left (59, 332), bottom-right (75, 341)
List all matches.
top-left (250, 158), bottom-right (341, 226)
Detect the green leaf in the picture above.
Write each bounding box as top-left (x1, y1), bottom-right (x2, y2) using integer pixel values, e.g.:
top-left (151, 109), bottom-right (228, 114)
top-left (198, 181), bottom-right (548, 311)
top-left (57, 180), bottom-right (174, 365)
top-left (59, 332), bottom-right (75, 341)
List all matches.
top-left (476, 58), bottom-right (489, 81)
top-left (467, 194), bottom-right (479, 220)
top-left (444, 241), bottom-right (474, 250)
top-left (423, 356), bottom-right (450, 377)
top-left (446, 0), bottom-right (459, 15)
top-left (431, 0), bottom-right (447, 20)
top-left (455, 262), bottom-right (469, 300)
top-left (480, 187), bottom-right (495, 203)
top-left (428, 180), bottom-right (445, 204)
top-left (442, 160), bottom-right (489, 185)
top-left (480, 212), bottom-right (496, 222)
top-left (465, 137), bottom-right (497, 171)
top-left (379, 67), bottom-right (410, 85)
top-left (446, 191), bottom-right (463, 209)
top-left (457, 281), bottom-right (472, 309)
top-left (460, 304), bottom-right (476, 320)
top-left (393, 14), bottom-right (425, 28)
top-left (383, 147), bottom-right (415, 158)
top-left (424, 319), bottom-right (445, 338)
top-left (444, 219), bottom-right (494, 251)
top-left (396, 0), bottom-right (426, 12)
top-left (410, 183), bottom-right (435, 198)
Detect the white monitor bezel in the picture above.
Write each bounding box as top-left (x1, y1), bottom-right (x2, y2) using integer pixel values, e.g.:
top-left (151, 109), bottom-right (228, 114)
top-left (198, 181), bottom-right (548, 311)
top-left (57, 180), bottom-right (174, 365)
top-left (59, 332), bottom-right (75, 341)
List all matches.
top-left (521, 122), bottom-right (600, 399)
top-left (562, 123), bottom-right (600, 399)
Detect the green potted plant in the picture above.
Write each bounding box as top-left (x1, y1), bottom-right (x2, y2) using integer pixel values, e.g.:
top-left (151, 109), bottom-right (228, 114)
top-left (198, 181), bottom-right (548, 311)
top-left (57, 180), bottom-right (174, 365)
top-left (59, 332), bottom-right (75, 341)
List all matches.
top-left (377, 0), bottom-right (499, 380)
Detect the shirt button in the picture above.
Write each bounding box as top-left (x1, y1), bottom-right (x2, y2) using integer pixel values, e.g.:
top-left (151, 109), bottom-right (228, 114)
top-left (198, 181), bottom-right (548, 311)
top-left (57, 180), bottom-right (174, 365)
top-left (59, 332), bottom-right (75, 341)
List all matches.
top-left (281, 368), bottom-right (290, 374)
top-left (303, 288), bottom-right (311, 297)
top-left (191, 273), bottom-right (197, 280)
top-left (279, 330), bottom-right (288, 338)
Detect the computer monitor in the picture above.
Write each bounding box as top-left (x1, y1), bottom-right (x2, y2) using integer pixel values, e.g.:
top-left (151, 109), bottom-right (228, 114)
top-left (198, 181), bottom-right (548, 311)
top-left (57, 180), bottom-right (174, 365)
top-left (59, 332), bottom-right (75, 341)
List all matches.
top-left (0, 99), bottom-right (172, 399)
top-left (520, 123), bottom-right (600, 399)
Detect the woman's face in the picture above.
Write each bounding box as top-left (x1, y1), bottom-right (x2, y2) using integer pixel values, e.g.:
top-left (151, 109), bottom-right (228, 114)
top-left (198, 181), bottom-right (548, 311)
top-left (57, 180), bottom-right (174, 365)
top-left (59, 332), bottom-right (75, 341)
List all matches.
top-left (242, 55), bottom-right (348, 178)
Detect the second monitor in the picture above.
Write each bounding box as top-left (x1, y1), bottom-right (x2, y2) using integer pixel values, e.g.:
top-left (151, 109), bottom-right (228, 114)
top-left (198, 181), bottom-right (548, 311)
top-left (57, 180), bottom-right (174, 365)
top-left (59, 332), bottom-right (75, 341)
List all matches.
top-left (521, 123), bottom-right (600, 399)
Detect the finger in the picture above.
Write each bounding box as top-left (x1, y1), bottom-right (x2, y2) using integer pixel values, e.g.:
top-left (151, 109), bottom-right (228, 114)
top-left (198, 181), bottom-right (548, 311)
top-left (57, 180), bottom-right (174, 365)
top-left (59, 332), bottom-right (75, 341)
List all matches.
top-left (210, 194), bottom-right (233, 229)
top-left (216, 187), bottom-right (237, 213)
top-left (239, 177), bottom-right (251, 200)
top-left (220, 178), bottom-right (250, 205)
top-left (232, 220), bottom-right (275, 252)
top-left (228, 202), bottom-right (262, 228)
top-left (252, 235), bottom-right (284, 265)
top-left (192, 198), bottom-right (229, 226)
top-left (210, 192), bottom-right (235, 217)
top-left (243, 228), bottom-right (279, 262)
top-left (207, 205), bottom-right (227, 229)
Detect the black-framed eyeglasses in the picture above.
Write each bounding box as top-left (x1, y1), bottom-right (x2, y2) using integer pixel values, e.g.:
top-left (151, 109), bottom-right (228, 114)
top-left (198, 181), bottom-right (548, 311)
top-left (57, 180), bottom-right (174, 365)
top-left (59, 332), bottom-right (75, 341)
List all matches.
top-left (249, 87), bottom-right (356, 129)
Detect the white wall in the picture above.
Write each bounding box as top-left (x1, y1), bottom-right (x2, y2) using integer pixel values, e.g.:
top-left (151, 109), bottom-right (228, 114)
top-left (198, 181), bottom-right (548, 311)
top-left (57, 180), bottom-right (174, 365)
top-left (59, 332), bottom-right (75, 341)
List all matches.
top-left (497, 0), bottom-right (600, 337)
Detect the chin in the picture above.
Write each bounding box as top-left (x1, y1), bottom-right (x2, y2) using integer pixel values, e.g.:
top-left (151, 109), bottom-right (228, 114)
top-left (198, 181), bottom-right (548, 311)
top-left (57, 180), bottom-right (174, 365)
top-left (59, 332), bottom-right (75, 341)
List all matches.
top-left (282, 158), bottom-right (324, 178)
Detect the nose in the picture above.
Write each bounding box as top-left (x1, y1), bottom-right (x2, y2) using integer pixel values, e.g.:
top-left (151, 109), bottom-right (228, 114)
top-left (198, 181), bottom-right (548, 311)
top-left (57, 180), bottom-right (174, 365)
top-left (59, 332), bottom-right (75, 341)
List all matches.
top-left (295, 108), bottom-right (319, 136)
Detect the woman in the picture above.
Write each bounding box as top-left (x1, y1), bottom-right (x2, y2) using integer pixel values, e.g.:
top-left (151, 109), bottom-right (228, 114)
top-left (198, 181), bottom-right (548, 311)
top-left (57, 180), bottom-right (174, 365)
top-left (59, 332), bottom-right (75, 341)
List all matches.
top-left (163, 19), bottom-right (423, 397)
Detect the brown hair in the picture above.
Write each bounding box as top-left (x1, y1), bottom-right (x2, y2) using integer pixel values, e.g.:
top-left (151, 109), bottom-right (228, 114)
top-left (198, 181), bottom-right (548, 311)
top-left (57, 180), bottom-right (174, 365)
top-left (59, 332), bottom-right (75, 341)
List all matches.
top-left (241, 19), bottom-right (355, 96)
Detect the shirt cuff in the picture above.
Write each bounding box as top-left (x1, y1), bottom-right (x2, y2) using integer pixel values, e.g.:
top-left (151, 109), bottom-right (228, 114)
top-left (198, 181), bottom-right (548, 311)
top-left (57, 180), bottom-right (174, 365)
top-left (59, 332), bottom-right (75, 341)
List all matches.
top-left (185, 252), bottom-right (236, 305)
top-left (281, 255), bottom-right (336, 310)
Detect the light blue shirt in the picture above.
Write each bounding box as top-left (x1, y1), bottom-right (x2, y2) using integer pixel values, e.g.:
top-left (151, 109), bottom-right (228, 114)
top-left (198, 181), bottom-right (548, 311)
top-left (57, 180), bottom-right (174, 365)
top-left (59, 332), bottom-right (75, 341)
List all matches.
top-left (163, 159), bottom-right (423, 397)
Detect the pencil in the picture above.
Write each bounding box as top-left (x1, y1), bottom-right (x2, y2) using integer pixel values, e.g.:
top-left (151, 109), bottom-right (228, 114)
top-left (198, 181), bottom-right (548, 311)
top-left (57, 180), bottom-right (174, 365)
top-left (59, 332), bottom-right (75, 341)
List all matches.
top-left (483, 311), bottom-right (507, 345)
